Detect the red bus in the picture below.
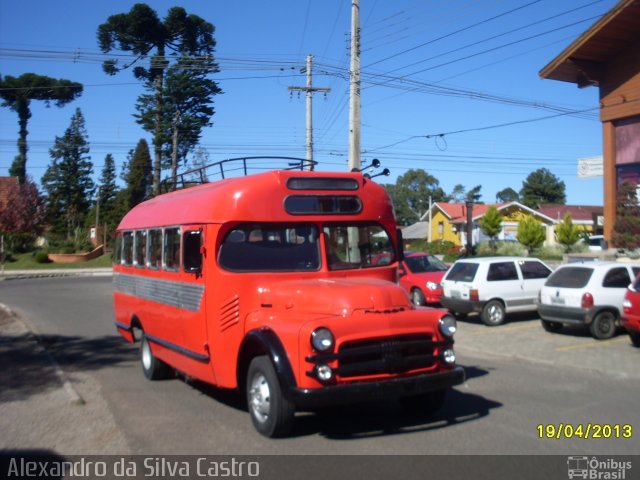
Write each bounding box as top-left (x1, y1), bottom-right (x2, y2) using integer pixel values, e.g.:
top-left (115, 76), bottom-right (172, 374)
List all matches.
top-left (113, 165), bottom-right (464, 437)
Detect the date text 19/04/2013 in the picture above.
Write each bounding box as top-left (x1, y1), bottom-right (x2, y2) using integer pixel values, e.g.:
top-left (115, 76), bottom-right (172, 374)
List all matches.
top-left (537, 423), bottom-right (633, 440)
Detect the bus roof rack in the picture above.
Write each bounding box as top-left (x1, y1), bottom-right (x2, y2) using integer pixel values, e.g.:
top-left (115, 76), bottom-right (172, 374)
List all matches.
top-left (160, 156), bottom-right (318, 193)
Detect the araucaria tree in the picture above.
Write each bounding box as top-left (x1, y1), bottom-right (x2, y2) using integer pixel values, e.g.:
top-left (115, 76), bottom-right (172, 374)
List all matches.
top-left (517, 216), bottom-right (546, 251)
top-left (135, 58), bottom-right (221, 188)
top-left (42, 109), bottom-right (95, 239)
top-left (120, 139), bottom-right (153, 210)
top-left (98, 3), bottom-right (219, 195)
top-left (520, 168), bottom-right (566, 208)
top-left (0, 73), bottom-right (82, 183)
top-left (556, 213), bottom-right (581, 252)
top-left (612, 181), bottom-right (640, 249)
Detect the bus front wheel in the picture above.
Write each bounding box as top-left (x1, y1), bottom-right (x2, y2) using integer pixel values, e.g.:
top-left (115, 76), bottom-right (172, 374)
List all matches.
top-left (246, 355), bottom-right (295, 437)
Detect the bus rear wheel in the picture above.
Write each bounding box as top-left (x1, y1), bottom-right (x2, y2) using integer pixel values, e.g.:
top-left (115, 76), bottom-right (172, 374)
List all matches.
top-left (246, 355), bottom-right (294, 438)
top-left (141, 335), bottom-right (172, 380)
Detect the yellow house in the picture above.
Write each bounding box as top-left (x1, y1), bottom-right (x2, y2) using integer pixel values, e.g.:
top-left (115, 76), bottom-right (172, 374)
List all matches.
top-left (419, 202), bottom-right (559, 247)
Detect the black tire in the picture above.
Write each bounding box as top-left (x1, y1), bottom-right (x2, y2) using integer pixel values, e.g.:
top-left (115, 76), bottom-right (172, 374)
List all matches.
top-left (541, 319), bottom-right (563, 333)
top-left (590, 311), bottom-right (617, 340)
top-left (411, 288), bottom-right (426, 306)
top-left (141, 335), bottom-right (172, 380)
top-left (628, 332), bottom-right (640, 348)
top-left (246, 356), bottom-right (295, 438)
top-left (399, 389), bottom-right (447, 415)
top-left (481, 300), bottom-right (506, 326)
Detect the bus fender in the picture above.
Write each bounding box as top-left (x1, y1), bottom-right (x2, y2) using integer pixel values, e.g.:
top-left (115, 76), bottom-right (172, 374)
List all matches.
top-left (237, 328), bottom-right (297, 394)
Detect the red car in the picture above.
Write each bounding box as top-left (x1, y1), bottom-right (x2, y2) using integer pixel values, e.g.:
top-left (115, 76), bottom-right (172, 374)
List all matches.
top-left (399, 252), bottom-right (449, 306)
top-left (622, 273), bottom-right (640, 348)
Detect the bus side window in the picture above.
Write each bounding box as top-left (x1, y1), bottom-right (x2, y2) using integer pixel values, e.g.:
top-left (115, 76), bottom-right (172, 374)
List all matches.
top-left (148, 229), bottom-right (162, 270)
top-left (164, 227), bottom-right (181, 272)
top-left (183, 230), bottom-right (203, 274)
top-left (113, 233), bottom-right (123, 265)
top-left (122, 231), bottom-right (134, 266)
top-left (134, 230), bottom-right (147, 268)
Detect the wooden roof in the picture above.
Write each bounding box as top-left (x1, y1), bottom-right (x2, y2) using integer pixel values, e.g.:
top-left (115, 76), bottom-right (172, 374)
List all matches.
top-left (539, 0), bottom-right (640, 87)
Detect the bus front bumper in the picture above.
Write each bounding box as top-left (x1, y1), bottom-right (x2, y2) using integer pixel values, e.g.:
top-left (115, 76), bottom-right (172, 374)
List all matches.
top-left (285, 366), bottom-right (465, 408)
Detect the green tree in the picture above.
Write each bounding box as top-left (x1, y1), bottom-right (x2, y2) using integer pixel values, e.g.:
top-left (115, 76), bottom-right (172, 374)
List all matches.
top-left (98, 3), bottom-right (219, 195)
top-left (41, 109), bottom-right (95, 239)
top-left (517, 216), bottom-right (546, 251)
top-left (383, 169), bottom-right (448, 225)
top-left (520, 168), bottom-right (566, 208)
top-left (612, 181), bottom-right (640, 249)
top-left (0, 73), bottom-right (82, 183)
top-left (556, 213), bottom-right (581, 252)
top-left (123, 139), bottom-right (153, 209)
top-left (135, 58), bottom-right (221, 188)
top-left (479, 206), bottom-right (503, 252)
top-left (94, 153), bottom-right (121, 233)
top-left (496, 187), bottom-right (519, 203)
top-left (450, 184), bottom-right (482, 203)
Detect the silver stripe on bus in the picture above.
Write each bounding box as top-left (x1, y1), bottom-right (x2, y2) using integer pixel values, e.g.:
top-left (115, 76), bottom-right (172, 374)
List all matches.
top-left (113, 273), bottom-right (205, 312)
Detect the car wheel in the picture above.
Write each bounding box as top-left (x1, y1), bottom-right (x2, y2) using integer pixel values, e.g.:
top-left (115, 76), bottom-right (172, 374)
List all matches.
top-left (541, 320), bottom-right (563, 333)
top-left (399, 390), bottom-right (447, 415)
top-left (628, 332), bottom-right (640, 348)
top-left (411, 288), bottom-right (426, 306)
top-left (246, 355), bottom-right (295, 438)
top-left (141, 335), bottom-right (173, 380)
top-left (481, 300), bottom-right (506, 326)
top-left (589, 311), bottom-right (617, 340)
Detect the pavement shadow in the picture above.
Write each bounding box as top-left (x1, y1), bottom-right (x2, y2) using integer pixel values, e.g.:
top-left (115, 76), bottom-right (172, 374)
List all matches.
top-left (456, 310), bottom-right (540, 326)
top-left (0, 333), bottom-right (136, 402)
top-left (0, 450), bottom-right (67, 480)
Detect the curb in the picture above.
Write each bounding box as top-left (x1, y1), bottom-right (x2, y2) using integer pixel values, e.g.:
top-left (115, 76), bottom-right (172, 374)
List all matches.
top-left (0, 269), bottom-right (113, 281)
top-left (0, 303), bottom-right (85, 405)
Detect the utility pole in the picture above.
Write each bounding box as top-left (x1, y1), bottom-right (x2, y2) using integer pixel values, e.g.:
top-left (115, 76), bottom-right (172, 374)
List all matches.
top-left (348, 0), bottom-right (361, 171)
top-left (288, 54), bottom-right (330, 170)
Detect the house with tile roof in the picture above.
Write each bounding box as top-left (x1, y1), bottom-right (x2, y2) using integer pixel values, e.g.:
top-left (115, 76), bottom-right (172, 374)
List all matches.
top-left (416, 201), bottom-right (571, 247)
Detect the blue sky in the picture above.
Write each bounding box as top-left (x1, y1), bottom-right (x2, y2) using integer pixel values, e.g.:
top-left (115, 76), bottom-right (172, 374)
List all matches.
top-left (0, 0), bottom-right (617, 206)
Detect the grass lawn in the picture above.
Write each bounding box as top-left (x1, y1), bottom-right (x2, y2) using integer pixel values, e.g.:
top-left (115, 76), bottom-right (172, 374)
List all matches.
top-left (1, 252), bottom-right (113, 270)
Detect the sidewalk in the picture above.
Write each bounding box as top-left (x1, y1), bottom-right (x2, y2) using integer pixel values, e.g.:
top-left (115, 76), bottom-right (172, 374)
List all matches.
top-left (0, 267), bottom-right (112, 280)
top-left (0, 304), bottom-right (129, 454)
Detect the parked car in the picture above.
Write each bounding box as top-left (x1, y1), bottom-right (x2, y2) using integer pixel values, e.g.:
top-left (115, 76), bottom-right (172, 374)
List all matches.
top-left (622, 273), bottom-right (640, 347)
top-left (587, 235), bottom-right (605, 251)
top-left (440, 257), bottom-right (553, 326)
top-left (398, 252), bottom-right (449, 306)
top-left (538, 262), bottom-right (640, 339)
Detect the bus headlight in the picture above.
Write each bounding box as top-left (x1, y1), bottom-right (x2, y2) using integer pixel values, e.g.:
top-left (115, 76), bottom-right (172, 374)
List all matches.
top-left (439, 315), bottom-right (457, 337)
top-left (311, 328), bottom-right (334, 352)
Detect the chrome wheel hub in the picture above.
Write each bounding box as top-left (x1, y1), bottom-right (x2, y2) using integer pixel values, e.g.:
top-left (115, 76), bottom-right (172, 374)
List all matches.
top-left (249, 374), bottom-right (271, 423)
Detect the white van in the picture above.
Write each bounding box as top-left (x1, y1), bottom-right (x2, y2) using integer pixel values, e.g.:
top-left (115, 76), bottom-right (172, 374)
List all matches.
top-left (440, 257), bottom-right (553, 326)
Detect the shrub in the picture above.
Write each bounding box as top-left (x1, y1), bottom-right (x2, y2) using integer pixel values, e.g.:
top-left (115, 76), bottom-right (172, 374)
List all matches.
top-left (517, 216), bottom-right (545, 251)
top-left (34, 251), bottom-right (51, 263)
top-left (476, 241), bottom-right (525, 257)
top-left (556, 213), bottom-right (581, 252)
top-left (534, 245), bottom-right (565, 260)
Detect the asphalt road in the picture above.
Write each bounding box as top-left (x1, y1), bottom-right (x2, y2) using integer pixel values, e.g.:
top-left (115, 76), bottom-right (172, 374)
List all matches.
top-left (1, 277), bottom-right (638, 457)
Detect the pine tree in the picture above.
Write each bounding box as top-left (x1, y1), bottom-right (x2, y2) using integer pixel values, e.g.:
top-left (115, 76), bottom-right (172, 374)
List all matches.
top-left (124, 139), bottom-right (153, 208)
top-left (556, 213), bottom-right (581, 252)
top-left (517, 216), bottom-right (545, 252)
top-left (520, 168), bottom-right (566, 208)
top-left (41, 108), bottom-right (94, 239)
top-left (479, 206), bottom-right (503, 252)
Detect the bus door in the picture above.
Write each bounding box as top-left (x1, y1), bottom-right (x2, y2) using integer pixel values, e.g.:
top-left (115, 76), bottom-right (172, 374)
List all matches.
top-left (179, 226), bottom-right (209, 365)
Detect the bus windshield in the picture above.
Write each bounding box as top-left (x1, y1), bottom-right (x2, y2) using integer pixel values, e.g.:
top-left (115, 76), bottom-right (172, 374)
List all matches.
top-left (324, 223), bottom-right (395, 271)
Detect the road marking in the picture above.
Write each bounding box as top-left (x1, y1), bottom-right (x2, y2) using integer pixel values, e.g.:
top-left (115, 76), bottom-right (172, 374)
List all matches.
top-left (555, 337), bottom-right (628, 352)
